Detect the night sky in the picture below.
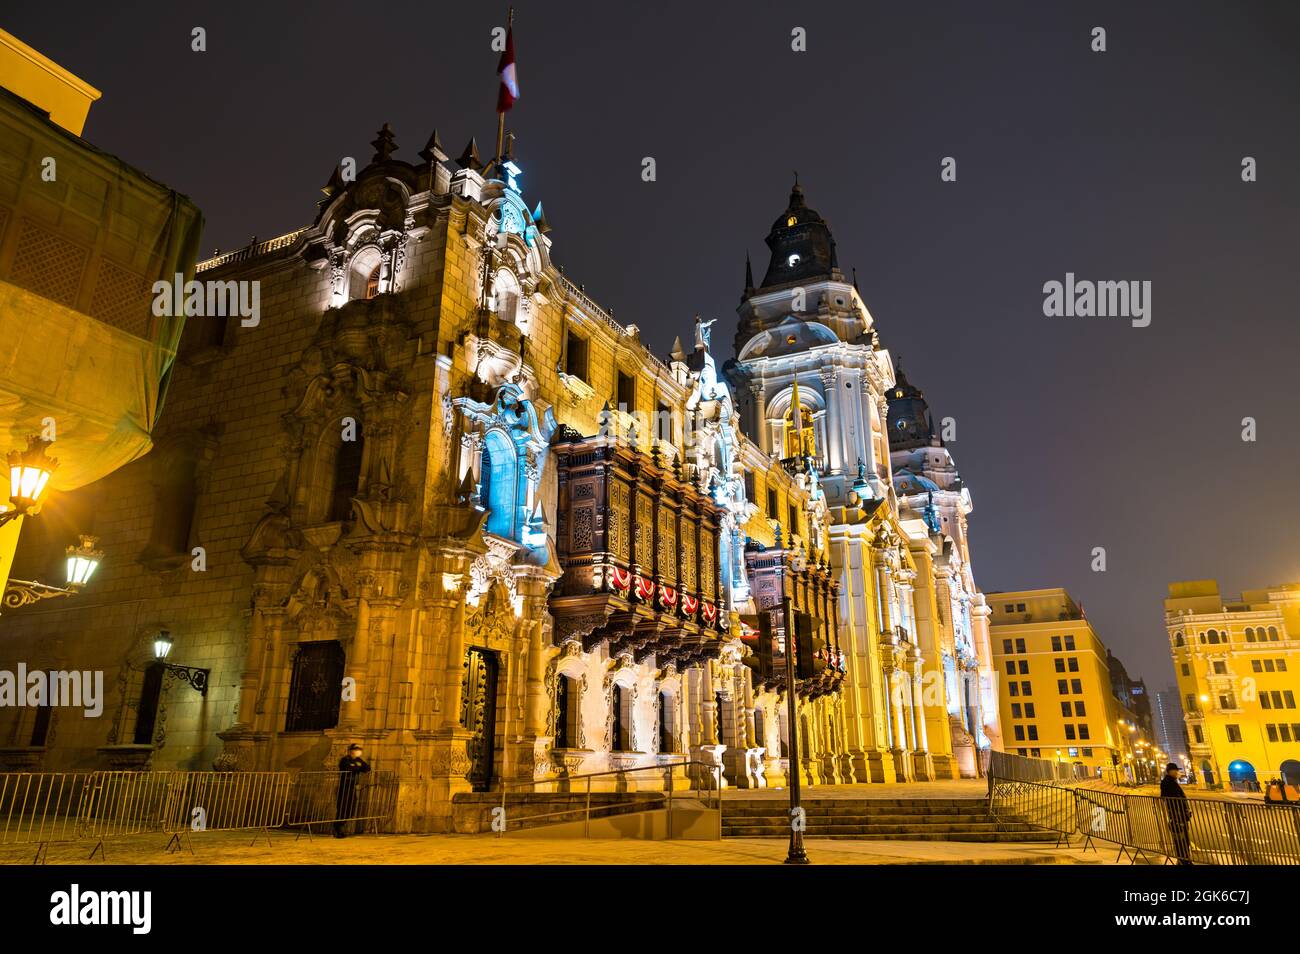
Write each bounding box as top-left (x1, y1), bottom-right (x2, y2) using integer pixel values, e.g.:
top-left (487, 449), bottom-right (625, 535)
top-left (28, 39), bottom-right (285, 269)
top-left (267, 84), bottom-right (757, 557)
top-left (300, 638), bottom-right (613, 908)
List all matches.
top-left (9, 1), bottom-right (1299, 685)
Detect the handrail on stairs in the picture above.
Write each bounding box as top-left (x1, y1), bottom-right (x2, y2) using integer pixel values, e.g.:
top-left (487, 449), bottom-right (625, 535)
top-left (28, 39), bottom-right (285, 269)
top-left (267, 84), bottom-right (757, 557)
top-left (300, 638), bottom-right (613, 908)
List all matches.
top-left (493, 759), bottom-right (724, 838)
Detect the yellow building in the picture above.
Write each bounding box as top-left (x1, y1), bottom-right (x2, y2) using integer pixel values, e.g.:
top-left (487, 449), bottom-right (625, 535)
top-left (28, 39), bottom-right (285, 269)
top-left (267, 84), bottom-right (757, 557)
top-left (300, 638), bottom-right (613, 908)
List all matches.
top-left (989, 588), bottom-right (1139, 778)
top-left (0, 29), bottom-right (202, 597)
top-left (1166, 580), bottom-right (1300, 790)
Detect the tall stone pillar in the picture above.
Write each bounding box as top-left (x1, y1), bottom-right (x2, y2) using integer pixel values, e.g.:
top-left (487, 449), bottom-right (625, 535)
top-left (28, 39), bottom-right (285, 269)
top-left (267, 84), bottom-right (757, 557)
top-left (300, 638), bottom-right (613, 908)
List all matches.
top-left (692, 661), bottom-right (726, 790)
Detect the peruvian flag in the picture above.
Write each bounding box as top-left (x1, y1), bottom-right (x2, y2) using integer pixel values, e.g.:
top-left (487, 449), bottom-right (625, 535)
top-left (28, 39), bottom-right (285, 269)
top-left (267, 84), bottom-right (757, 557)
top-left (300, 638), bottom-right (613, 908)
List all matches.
top-left (496, 26), bottom-right (519, 113)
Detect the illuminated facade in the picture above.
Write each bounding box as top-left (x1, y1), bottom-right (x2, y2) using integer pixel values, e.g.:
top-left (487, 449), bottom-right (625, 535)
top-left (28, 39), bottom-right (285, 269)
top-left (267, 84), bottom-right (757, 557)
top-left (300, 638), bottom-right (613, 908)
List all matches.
top-left (1166, 580), bottom-right (1300, 790)
top-left (0, 128), bottom-right (1003, 827)
top-left (728, 183), bottom-right (1000, 782)
top-left (989, 588), bottom-right (1136, 778)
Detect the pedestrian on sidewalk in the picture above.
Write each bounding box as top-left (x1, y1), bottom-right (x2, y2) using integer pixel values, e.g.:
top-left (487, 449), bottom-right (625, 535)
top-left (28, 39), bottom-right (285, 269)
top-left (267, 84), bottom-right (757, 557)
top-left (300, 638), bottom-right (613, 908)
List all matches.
top-left (335, 743), bottom-right (371, 838)
top-left (1160, 762), bottom-right (1192, 865)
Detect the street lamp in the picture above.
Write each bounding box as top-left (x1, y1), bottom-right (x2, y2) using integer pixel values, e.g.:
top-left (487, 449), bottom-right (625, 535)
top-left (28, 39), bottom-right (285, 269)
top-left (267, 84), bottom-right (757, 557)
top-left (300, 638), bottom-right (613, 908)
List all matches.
top-left (780, 573), bottom-right (809, 865)
top-left (2, 533), bottom-right (102, 613)
top-left (152, 630), bottom-right (210, 695)
top-left (1, 437), bottom-right (57, 527)
top-left (65, 534), bottom-right (102, 586)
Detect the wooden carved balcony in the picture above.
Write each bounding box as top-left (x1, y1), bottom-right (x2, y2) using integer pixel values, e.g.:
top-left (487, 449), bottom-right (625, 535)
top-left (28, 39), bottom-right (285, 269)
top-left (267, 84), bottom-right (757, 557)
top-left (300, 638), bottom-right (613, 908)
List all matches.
top-left (550, 429), bottom-right (728, 669)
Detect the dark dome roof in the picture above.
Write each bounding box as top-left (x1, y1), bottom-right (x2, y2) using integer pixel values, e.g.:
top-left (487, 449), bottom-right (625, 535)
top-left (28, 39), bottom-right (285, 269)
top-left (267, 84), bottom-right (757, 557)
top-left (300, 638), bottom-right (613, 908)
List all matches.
top-left (760, 180), bottom-right (839, 287)
top-left (886, 360), bottom-right (936, 451)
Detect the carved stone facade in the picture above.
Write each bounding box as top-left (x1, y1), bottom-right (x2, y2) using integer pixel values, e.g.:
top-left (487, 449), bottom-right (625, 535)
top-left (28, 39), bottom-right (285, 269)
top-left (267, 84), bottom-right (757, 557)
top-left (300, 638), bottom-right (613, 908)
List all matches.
top-left (0, 131), bottom-right (994, 830)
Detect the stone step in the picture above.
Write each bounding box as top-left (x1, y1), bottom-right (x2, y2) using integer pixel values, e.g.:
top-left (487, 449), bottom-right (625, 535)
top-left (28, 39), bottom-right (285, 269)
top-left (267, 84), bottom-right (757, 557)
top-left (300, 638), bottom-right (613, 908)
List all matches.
top-left (724, 805), bottom-right (991, 818)
top-left (722, 822), bottom-right (1038, 835)
top-left (728, 816), bottom-right (1008, 831)
top-left (721, 831), bottom-right (1062, 843)
top-left (726, 800), bottom-right (988, 811)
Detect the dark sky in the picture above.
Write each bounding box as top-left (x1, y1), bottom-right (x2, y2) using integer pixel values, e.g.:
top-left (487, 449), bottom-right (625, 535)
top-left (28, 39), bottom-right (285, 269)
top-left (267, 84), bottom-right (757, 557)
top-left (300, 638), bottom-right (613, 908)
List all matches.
top-left (10, 1), bottom-right (1299, 685)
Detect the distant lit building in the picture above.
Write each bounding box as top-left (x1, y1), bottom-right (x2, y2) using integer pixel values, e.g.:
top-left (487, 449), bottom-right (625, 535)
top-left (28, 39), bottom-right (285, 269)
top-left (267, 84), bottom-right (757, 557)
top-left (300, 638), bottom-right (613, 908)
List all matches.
top-left (1153, 684), bottom-right (1189, 764)
top-left (1166, 580), bottom-right (1300, 790)
top-left (989, 588), bottom-right (1145, 779)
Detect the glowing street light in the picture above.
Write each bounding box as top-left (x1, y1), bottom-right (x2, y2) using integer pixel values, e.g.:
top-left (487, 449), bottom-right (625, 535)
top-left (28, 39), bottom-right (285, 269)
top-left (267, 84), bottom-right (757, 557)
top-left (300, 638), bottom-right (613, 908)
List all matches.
top-left (152, 630), bottom-right (210, 695)
top-left (65, 534), bottom-right (102, 587)
top-left (1, 436), bottom-right (57, 527)
top-left (3, 530), bottom-right (104, 615)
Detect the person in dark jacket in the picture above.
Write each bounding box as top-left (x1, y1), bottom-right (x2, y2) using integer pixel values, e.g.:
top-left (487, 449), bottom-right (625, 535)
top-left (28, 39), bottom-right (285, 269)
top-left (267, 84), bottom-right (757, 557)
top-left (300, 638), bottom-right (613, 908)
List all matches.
top-left (1160, 762), bottom-right (1192, 864)
top-left (334, 744), bottom-right (370, 838)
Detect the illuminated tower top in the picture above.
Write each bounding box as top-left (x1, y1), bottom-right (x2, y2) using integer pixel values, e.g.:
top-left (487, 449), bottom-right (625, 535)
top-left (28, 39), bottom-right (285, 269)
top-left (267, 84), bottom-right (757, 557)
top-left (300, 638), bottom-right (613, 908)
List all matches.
top-left (758, 178), bottom-right (842, 289)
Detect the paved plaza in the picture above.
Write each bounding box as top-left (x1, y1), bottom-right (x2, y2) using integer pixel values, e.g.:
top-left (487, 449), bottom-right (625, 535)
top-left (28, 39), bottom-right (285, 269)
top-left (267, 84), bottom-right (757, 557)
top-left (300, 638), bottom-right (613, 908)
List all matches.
top-left (1, 826), bottom-right (1116, 867)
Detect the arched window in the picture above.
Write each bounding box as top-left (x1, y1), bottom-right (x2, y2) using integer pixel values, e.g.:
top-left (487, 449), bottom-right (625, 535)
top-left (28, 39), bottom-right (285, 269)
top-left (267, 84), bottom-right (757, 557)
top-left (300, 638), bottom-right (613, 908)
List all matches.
top-left (783, 404), bottom-right (816, 459)
top-left (1269, 626), bottom-right (1280, 641)
top-left (1208, 629), bottom-right (1219, 645)
top-left (329, 434), bottom-right (364, 522)
top-left (348, 247), bottom-right (384, 301)
top-left (1174, 632), bottom-right (1184, 647)
top-left (611, 684), bottom-right (630, 752)
top-left (1245, 627), bottom-right (1255, 643)
top-left (555, 675), bottom-right (578, 749)
top-left (480, 431), bottom-right (519, 539)
top-left (658, 691), bottom-right (675, 754)
top-left (491, 270), bottom-right (522, 329)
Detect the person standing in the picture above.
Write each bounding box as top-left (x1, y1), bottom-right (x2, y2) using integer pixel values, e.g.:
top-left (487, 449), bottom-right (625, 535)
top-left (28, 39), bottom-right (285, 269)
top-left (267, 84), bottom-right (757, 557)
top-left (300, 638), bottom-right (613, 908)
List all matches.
top-left (1160, 761), bottom-right (1192, 865)
top-left (334, 744), bottom-right (370, 838)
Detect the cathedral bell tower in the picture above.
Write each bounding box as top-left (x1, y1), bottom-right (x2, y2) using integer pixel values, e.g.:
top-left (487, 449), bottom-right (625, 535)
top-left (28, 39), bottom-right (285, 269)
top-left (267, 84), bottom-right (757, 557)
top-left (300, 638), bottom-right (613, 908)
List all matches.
top-left (728, 180), bottom-right (897, 520)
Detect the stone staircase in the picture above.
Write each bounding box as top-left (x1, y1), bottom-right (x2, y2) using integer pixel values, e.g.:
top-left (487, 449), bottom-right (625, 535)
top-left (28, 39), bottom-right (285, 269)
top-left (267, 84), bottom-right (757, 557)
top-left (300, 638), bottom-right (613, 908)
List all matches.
top-left (722, 797), bottom-right (1057, 842)
top-left (453, 791), bottom-right (670, 833)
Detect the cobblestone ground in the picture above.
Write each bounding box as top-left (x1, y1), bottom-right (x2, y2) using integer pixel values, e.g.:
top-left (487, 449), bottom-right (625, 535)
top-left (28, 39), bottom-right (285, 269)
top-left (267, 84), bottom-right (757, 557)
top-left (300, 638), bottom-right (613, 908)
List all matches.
top-left (0, 829), bottom-right (1114, 866)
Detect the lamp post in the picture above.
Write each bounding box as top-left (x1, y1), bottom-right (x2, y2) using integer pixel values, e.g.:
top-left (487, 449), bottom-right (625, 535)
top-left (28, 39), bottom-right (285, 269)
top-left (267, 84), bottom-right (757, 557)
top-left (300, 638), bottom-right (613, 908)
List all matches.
top-left (781, 581), bottom-right (809, 865)
top-left (152, 630), bottom-right (211, 695)
top-left (2, 534), bottom-right (102, 613)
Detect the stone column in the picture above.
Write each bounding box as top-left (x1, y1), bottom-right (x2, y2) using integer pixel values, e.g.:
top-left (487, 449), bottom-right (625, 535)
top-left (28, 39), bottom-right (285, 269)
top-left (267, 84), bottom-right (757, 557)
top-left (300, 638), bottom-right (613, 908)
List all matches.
top-left (913, 664), bottom-right (931, 752)
top-left (889, 670), bottom-right (910, 781)
top-left (338, 597), bottom-right (371, 734)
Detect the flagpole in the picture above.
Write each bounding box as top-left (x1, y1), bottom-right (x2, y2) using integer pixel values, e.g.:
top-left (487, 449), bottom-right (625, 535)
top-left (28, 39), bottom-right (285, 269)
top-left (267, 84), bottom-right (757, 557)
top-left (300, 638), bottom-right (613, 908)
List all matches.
top-left (495, 6), bottom-right (514, 163)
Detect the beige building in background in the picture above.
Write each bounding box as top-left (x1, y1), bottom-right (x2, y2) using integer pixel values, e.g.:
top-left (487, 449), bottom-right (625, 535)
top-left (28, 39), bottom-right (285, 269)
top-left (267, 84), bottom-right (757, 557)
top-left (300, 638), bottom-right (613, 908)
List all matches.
top-left (989, 588), bottom-right (1144, 779)
top-left (1166, 580), bottom-right (1300, 790)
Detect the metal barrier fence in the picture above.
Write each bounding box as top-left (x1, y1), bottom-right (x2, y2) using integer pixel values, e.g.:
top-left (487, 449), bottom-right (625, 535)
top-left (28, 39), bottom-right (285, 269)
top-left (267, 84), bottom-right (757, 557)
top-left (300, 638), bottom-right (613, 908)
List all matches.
top-left (160, 772), bottom-right (294, 853)
top-left (0, 772), bottom-right (89, 863)
top-left (988, 750), bottom-right (1094, 786)
top-left (0, 769), bottom-right (397, 862)
top-left (990, 774), bottom-right (1300, 864)
top-left (286, 771), bottom-right (398, 837)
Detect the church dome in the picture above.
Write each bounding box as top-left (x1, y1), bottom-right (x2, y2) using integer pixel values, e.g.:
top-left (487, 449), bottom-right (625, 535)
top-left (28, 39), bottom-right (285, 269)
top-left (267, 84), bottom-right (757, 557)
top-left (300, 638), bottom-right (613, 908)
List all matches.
top-left (737, 316), bottom-right (839, 360)
top-left (887, 360), bottom-right (936, 451)
top-left (760, 180), bottom-right (839, 288)
top-left (893, 469), bottom-right (941, 495)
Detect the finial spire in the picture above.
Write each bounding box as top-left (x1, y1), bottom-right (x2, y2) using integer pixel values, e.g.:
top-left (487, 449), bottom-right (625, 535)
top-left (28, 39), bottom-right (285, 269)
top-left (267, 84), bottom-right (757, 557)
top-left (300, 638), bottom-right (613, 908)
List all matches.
top-left (457, 137), bottom-right (482, 171)
top-left (531, 201), bottom-right (551, 234)
top-left (788, 172), bottom-right (806, 209)
top-left (371, 123), bottom-right (397, 163)
top-left (745, 252), bottom-right (754, 290)
top-left (418, 128), bottom-right (447, 164)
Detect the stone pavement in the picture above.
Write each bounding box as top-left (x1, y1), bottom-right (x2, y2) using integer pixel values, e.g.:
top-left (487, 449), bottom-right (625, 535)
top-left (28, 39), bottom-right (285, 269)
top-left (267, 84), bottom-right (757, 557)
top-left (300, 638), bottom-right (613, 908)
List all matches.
top-left (2, 828), bottom-right (1113, 866)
